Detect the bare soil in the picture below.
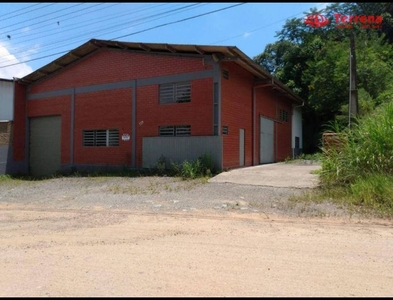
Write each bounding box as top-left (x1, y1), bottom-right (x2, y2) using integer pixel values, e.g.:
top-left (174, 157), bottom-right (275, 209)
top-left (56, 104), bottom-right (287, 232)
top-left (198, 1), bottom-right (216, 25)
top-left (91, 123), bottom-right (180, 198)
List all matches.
top-left (0, 176), bottom-right (392, 297)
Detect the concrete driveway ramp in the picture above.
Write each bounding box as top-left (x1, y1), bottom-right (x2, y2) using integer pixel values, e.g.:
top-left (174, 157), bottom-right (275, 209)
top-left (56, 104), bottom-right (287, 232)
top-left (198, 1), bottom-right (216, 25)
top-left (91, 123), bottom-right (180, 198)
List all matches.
top-left (209, 162), bottom-right (321, 188)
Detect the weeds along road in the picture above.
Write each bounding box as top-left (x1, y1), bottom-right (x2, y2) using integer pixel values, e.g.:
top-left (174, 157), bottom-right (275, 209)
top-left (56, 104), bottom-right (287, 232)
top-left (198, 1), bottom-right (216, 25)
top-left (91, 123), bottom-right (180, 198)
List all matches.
top-left (0, 176), bottom-right (392, 296)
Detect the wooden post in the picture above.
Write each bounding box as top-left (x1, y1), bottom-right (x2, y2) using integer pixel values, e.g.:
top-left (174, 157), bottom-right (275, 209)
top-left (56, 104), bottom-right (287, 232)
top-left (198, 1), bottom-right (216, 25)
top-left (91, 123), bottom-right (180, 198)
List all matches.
top-left (349, 30), bottom-right (358, 128)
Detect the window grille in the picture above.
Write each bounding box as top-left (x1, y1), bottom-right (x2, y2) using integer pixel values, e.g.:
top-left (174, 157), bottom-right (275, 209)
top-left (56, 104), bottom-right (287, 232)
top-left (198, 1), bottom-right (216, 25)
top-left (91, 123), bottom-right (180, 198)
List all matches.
top-left (158, 126), bottom-right (175, 136)
top-left (279, 109), bottom-right (288, 122)
top-left (83, 129), bottom-right (119, 146)
top-left (223, 69), bottom-right (229, 80)
top-left (159, 82), bottom-right (191, 104)
top-left (159, 125), bottom-right (191, 136)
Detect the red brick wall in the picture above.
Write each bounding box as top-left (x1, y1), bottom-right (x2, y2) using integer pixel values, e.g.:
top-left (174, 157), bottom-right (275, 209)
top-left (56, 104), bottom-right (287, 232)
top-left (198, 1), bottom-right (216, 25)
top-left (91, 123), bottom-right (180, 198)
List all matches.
top-left (74, 88), bottom-right (132, 166)
top-left (27, 96), bottom-right (71, 164)
top-left (16, 47), bottom-right (293, 170)
top-left (275, 96), bottom-right (292, 161)
top-left (136, 78), bottom-right (214, 167)
top-left (29, 50), bottom-right (212, 94)
top-left (17, 49), bottom-right (214, 168)
top-left (221, 62), bottom-right (253, 169)
top-left (221, 61), bottom-right (293, 169)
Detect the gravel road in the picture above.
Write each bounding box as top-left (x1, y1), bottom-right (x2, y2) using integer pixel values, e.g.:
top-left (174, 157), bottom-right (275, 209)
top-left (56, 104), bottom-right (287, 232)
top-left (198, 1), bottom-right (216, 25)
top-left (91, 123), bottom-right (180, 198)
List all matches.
top-left (1, 175), bottom-right (392, 297)
top-left (0, 175), bottom-right (360, 220)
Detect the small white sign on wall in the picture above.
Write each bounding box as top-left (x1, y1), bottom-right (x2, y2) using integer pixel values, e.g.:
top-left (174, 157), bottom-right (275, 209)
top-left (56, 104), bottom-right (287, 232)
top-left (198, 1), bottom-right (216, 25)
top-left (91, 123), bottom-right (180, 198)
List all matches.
top-left (122, 133), bottom-right (130, 141)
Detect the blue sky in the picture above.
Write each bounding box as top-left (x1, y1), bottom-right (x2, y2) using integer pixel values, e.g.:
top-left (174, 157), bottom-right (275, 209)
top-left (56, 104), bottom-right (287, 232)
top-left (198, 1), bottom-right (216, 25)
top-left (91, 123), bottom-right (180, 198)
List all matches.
top-left (0, 2), bottom-right (329, 79)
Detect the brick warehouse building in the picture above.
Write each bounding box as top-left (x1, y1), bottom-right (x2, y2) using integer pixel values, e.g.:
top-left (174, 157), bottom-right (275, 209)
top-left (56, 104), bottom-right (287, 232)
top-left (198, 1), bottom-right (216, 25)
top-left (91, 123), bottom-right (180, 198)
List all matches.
top-left (11, 39), bottom-right (303, 177)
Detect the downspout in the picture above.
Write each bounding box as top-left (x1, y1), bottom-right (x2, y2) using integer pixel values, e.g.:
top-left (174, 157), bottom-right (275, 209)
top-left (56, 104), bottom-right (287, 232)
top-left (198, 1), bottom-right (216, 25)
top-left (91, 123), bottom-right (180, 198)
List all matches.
top-left (252, 86), bottom-right (256, 165)
top-left (275, 97), bottom-right (278, 162)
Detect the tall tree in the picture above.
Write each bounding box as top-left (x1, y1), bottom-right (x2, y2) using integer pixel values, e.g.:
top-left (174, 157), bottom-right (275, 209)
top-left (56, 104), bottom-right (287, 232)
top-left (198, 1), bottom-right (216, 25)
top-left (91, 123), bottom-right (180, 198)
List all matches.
top-left (254, 2), bottom-right (393, 153)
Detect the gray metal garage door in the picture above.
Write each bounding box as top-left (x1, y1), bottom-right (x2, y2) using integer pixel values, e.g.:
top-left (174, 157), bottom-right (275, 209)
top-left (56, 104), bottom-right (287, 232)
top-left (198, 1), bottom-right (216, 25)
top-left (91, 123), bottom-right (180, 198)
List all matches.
top-left (260, 116), bottom-right (274, 164)
top-left (30, 115), bottom-right (61, 177)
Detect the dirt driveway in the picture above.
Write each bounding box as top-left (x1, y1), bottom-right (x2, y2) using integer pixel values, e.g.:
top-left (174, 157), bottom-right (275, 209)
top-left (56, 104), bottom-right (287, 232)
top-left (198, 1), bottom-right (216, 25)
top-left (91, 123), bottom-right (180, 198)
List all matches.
top-left (0, 174), bottom-right (392, 297)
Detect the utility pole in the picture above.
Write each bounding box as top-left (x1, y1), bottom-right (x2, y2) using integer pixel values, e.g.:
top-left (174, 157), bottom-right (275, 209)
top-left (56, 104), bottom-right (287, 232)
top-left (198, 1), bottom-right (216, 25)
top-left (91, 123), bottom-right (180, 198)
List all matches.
top-left (349, 30), bottom-right (358, 128)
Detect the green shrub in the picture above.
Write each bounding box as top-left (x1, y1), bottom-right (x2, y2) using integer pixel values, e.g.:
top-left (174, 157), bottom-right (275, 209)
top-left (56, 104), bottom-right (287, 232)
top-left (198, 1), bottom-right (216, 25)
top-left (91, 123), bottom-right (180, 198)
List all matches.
top-left (320, 103), bottom-right (393, 211)
top-left (156, 155), bottom-right (167, 174)
top-left (169, 153), bottom-right (215, 179)
top-left (180, 160), bottom-right (200, 179)
top-left (170, 160), bottom-right (182, 176)
top-left (198, 153), bottom-right (214, 176)
top-left (321, 102), bottom-right (393, 185)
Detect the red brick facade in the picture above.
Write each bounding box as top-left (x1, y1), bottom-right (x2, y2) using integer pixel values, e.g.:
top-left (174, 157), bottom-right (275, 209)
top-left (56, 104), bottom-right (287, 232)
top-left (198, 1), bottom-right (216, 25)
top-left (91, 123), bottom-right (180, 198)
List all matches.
top-left (135, 78), bottom-right (213, 167)
top-left (12, 46), bottom-right (296, 173)
top-left (221, 61), bottom-right (293, 169)
top-left (221, 62), bottom-right (253, 169)
top-left (255, 87), bottom-right (293, 164)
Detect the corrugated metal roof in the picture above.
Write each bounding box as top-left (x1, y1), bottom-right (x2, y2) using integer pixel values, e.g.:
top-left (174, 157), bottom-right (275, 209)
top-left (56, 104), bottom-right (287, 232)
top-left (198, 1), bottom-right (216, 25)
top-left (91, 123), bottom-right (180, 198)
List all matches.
top-left (19, 39), bottom-right (303, 103)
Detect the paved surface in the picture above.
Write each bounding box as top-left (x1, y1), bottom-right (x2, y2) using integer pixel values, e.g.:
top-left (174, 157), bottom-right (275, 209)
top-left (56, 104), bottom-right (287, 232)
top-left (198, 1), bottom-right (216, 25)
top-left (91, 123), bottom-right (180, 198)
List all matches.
top-left (209, 162), bottom-right (321, 188)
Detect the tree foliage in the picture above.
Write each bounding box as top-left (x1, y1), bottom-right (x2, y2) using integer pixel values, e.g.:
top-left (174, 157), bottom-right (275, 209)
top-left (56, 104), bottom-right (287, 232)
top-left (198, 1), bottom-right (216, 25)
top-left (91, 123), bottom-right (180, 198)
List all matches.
top-left (254, 2), bottom-right (393, 153)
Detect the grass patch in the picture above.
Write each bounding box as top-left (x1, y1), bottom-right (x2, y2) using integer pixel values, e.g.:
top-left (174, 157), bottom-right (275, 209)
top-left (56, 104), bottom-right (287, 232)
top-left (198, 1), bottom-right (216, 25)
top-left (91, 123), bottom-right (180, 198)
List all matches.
top-left (0, 174), bottom-right (25, 186)
top-left (349, 174), bottom-right (393, 210)
top-left (289, 185), bottom-right (393, 219)
top-left (284, 152), bottom-right (323, 164)
top-left (0, 174), bottom-right (13, 182)
top-left (105, 177), bottom-right (208, 195)
top-left (311, 169), bottom-right (322, 175)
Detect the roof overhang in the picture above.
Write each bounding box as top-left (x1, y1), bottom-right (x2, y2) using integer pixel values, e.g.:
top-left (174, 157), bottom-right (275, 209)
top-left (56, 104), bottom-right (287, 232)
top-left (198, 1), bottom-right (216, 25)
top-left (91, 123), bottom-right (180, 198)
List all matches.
top-left (19, 38), bottom-right (303, 104)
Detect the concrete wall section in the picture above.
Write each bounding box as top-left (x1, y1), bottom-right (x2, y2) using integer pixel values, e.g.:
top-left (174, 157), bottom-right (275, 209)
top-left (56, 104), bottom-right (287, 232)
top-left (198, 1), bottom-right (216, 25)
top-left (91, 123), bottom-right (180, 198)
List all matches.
top-left (142, 136), bottom-right (222, 171)
top-left (292, 106), bottom-right (303, 158)
top-left (0, 80), bottom-right (14, 121)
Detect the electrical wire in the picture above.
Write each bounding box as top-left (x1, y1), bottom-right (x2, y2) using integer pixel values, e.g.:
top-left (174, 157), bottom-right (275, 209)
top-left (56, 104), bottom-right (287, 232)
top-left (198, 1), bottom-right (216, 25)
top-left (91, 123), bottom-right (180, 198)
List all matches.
top-left (0, 3), bottom-right (54, 22)
top-left (0, 3), bottom-right (244, 69)
top-left (211, 2), bottom-right (328, 45)
top-left (1, 2), bottom-right (306, 71)
top-left (7, 3), bottom-right (150, 40)
top-left (2, 3), bottom-right (105, 38)
top-left (0, 3), bottom-right (84, 33)
top-left (0, 3), bottom-right (206, 65)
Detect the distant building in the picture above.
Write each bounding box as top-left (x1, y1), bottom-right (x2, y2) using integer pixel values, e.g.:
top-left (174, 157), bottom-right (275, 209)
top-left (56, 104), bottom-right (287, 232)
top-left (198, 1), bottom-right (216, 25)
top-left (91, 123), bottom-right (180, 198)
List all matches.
top-left (0, 78), bottom-right (21, 175)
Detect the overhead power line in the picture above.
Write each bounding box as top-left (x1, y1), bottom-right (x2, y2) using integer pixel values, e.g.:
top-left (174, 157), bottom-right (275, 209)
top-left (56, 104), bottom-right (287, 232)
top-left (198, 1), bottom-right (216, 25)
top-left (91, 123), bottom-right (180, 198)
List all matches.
top-left (0, 3), bottom-right (54, 22)
top-left (112, 2), bottom-right (246, 40)
top-left (7, 3), bottom-right (140, 40)
top-left (211, 2), bottom-right (329, 45)
top-left (0, 3), bottom-right (85, 34)
top-left (0, 3), bottom-right (205, 66)
top-left (0, 3), bottom-right (245, 69)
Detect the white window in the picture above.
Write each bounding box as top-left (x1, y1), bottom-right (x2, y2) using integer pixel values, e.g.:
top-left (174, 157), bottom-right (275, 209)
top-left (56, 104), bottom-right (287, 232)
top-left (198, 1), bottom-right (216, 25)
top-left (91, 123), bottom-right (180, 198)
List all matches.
top-left (159, 125), bottom-right (191, 136)
top-left (159, 82), bottom-right (191, 104)
top-left (83, 129), bottom-right (119, 147)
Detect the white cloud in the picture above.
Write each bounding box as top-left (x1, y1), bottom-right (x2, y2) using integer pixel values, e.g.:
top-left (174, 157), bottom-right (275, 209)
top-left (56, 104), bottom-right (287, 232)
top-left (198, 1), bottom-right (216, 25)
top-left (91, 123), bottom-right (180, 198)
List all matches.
top-left (0, 42), bottom-right (33, 79)
top-left (243, 32), bottom-right (251, 38)
top-left (22, 26), bottom-right (30, 33)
